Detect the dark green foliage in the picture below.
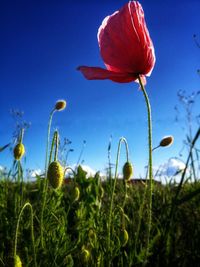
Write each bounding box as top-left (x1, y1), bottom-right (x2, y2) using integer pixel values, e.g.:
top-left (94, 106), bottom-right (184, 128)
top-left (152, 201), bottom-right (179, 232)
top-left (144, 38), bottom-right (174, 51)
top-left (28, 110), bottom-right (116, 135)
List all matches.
top-left (0, 173), bottom-right (200, 267)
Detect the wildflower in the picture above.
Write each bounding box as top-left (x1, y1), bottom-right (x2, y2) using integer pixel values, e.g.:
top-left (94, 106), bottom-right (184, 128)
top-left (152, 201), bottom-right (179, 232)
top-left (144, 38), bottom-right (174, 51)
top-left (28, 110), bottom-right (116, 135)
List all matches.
top-left (47, 161), bottom-right (64, 189)
top-left (123, 161), bottom-right (133, 181)
top-left (160, 136), bottom-right (174, 147)
top-left (13, 143), bottom-right (25, 160)
top-left (55, 100), bottom-right (66, 111)
top-left (14, 255), bottom-right (22, 267)
top-left (78, 1), bottom-right (155, 84)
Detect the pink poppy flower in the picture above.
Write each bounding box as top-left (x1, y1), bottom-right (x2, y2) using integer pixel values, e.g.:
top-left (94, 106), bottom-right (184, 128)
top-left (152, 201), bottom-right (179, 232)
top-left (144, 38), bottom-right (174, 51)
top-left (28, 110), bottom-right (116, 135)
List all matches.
top-left (78, 1), bottom-right (155, 84)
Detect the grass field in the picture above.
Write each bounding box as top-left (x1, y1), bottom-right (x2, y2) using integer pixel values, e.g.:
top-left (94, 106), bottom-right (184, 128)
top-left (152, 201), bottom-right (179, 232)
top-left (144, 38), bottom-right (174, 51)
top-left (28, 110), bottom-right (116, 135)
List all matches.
top-left (1, 100), bottom-right (200, 267)
top-left (1, 166), bottom-right (200, 267)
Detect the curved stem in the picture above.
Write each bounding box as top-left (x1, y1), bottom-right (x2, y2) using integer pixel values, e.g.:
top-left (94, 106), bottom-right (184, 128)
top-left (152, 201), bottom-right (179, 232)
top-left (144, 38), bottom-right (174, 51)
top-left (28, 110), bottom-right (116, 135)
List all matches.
top-left (107, 137), bottom-right (129, 264)
top-left (14, 202), bottom-right (37, 267)
top-left (48, 131), bottom-right (57, 166)
top-left (45, 109), bottom-right (55, 171)
top-left (54, 131), bottom-right (59, 161)
top-left (152, 145), bottom-right (160, 151)
top-left (138, 76), bottom-right (153, 263)
top-left (41, 108), bottom-right (55, 248)
top-left (122, 180), bottom-right (128, 210)
top-left (124, 139), bottom-right (129, 162)
top-left (19, 128), bottom-right (24, 144)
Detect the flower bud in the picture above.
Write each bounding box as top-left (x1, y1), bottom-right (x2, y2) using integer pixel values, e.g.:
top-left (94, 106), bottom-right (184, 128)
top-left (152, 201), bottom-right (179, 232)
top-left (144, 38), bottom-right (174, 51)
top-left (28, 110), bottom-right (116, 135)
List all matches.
top-left (120, 229), bottom-right (129, 247)
top-left (13, 143), bottom-right (25, 160)
top-left (55, 100), bottom-right (66, 111)
top-left (81, 247), bottom-right (90, 262)
top-left (123, 161), bottom-right (133, 181)
top-left (14, 255), bottom-right (22, 267)
top-left (71, 186), bottom-right (80, 202)
top-left (47, 161), bottom-right (64, 189)
top-left (159, 136), bottom-right (174, 147)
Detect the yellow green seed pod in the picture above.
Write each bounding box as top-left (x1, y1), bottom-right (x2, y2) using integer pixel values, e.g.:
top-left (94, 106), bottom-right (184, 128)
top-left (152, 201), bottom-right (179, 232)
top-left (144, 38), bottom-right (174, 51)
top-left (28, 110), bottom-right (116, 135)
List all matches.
top-left (120, 229), bottom-right (129, 247)
top-left (47, 161), bottom-right (64, 189)
top-left (123, 162), bottom-right (133, 181)
top-left (71, 186), bottom-right (80, 202)
top-left (55, 100), bottom-right (67, 111)
top-left (14, 255), bottom-right (22, 267)
top-left (81, 247), bottom-right (90, 263)
top-left (159, 136), bottom-right (174, 147)
top-left (13, 143), bottom-right (25, 160)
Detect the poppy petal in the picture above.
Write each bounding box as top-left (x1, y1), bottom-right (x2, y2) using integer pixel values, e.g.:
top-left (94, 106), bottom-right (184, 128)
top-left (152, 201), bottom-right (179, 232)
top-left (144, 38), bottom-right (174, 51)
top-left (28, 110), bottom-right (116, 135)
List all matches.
top-left (77, 66), bottom-right (138, 83)
top-left (97, 1), bottom-right (155, 76)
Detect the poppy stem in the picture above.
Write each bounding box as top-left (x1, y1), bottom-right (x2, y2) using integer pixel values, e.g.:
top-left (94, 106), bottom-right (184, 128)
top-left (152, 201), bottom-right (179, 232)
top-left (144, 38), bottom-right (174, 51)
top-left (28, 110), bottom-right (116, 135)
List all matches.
top-left (41, 108), bottom-right (55, 249)
top-left (138, 75), bottom-right (153, 263)
top-left (14, 202), bottom-right (37, 267)
top-left (107, 137), bottom-right (129, 265)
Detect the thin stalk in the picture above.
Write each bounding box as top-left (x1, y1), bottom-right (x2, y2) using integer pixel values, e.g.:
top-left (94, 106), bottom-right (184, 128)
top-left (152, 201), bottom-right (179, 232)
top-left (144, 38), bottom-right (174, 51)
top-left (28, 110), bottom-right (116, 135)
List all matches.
top-left (108, 135), bottom-right (112, 180)
top-left (122, 140), bottom-right (130, 209)
top-left (48, 131), bottom-right (57, 165)
top-left (138, 76), bottom-right (153, 264)
top-left (152, 145), bottom-right (160, 151)
top-left (14, 202), bottom-right (37, 267)
top-left (135, 147), bottom-right (158, 259)
top-left (77, 140), bottom-right (86, 166)
top-left (122, 180), bottom-right (128, 210)
top-left (41, 129), bottom-right (61, 248)
top-left (18, 161), bottom-right (24, 208)
top-left (41, 108), bottom-right (55, 248)
top-left (134, 182), bottom-right (148, 259)
top-left (19, 128), bottom-right (24, 144)
top-left (15, 160), bottom-right (23, 216)
top-left (54, 131), bottom-right (59, 161)
top-left (45, 109), bottom-right (55, 172)
top-left (107, 137), bottom-right (129, 265)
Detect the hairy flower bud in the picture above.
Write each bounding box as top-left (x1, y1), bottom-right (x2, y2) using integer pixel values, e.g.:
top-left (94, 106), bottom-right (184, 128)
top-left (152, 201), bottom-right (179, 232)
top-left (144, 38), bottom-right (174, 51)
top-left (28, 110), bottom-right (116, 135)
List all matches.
top-left (47, 161), bottom-right (64, 189)
top-left (71, 186), bottom-right (80, 202)
top-left (14, 255), bottom-right (22, 267)
top-left (120, 229), bottom-right (129, 247)
top-left (123, 161), bottom-right (133, 181)
top-left (13, 143), bottom-right (25, 160)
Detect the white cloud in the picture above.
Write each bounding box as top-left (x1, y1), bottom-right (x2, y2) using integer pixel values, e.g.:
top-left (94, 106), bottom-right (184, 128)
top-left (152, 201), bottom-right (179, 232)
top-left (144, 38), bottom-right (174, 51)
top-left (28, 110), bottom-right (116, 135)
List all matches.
top-left (0, 165), bottom-right (7, 173)
top-left (80, 164), bottom-right (97, 177)
top-left (29, 169), bottom-right (43, 178)
top-left (66, 164), bottom-right (105, 179)
top-left (154, 158), bottom-right (186, 183)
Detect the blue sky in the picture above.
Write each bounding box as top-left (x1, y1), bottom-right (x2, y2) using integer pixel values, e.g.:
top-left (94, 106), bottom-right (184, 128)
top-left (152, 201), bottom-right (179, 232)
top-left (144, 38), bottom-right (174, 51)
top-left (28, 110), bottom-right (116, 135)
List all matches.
top-left (0, 0), bottom-right (200, 177)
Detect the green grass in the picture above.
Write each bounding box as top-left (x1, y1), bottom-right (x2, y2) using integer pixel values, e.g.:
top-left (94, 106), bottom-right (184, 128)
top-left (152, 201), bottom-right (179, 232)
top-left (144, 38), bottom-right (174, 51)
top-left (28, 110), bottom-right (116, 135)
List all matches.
top-left (0, 168), bottom-right (200, 267)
